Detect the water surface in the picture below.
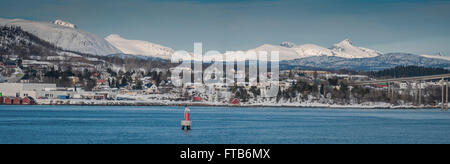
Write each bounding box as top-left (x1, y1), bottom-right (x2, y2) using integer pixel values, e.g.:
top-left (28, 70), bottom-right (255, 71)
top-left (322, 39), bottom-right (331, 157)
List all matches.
top-left (0, 105), bottom-right (449, 144)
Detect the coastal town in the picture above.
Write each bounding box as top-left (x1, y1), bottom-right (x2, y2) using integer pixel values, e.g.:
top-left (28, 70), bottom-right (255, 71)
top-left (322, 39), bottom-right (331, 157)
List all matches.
top-left (1, 53), bottom-right (449, 108)
top-left (1, 25), bottom-right (449, 109)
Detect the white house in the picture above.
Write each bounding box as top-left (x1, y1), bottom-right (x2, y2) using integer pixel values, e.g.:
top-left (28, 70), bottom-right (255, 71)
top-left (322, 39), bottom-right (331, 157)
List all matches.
top-left (400, 83), bottom-right (408, 89)
top-left (144, 84), bottom-right (159, 94)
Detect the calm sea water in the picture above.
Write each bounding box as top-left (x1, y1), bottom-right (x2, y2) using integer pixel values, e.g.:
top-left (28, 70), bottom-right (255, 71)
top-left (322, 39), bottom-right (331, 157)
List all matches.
top-left (0, 105), bottom-right (449, 144)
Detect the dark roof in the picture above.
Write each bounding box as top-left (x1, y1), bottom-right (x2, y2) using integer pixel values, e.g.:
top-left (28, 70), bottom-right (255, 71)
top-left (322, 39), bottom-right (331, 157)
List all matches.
top-left (25, 96), bottom-right (35, 101)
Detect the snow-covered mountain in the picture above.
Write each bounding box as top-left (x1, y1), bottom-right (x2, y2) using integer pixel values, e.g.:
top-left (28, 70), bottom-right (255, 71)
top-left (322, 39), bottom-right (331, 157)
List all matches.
top-left (281, 53), bottom-right (450, 71)
top-left (0, 18), bottom-right (121, 56)
top-left (1, 25), bottom-right (84, 61)
top-left (247, 39), bottom-right (382, 61)
top-left (1, 17), bottom-right (448, 71)
top-left (103, 35), bottom-right (383, 61)
top-left (105, 34), bottom-right (174, 60)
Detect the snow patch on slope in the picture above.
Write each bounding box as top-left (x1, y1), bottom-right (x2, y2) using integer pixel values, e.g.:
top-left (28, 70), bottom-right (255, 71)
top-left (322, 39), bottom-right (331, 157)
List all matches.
top-left (293, 44), bottom-right (335, 58)
top-left (105, 34), bottom-right (174, 60)
top-left (420, 53), bottom-right (450, 61)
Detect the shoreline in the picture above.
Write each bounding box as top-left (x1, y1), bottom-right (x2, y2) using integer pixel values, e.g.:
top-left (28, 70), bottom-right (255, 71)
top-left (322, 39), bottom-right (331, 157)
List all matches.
top-left (0, 104), bottom-right (441, 110)
top-left (37, 104), bottom-right (441, 109)
top-left (1, 99), bottom-right (443, 109)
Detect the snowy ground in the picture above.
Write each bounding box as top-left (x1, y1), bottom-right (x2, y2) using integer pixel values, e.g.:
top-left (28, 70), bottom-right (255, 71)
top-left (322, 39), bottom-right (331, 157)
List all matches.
top-left (35, 97), bottom-right (441, 109)
top-left (33, 92), bottom-right (444, 109)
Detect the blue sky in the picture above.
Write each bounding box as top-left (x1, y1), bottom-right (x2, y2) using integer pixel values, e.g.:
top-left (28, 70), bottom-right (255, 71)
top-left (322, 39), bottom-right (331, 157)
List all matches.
top-left (1, 0), bottom-right (450, 55)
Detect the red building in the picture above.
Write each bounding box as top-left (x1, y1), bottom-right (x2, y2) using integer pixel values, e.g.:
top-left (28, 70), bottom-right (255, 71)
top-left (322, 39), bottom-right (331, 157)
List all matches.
top-left (21, 97), bottom-right (35, 105)
top-left (0, 97), bottom-right (4, 104)
top-left (94, 95), bottom-right (105, 100)
top-left (376, 83), bottom-right (389, 88)
top-left (13, 97), bottom-right (21, 105)
top-left (229, 98), bottom-right (240, 105)
top-left (193, 96), bottom-right (202, 102)
top-left (96, 79), bottom-right (107, 86)
top-left (3, 97), bottom-right (13, 104)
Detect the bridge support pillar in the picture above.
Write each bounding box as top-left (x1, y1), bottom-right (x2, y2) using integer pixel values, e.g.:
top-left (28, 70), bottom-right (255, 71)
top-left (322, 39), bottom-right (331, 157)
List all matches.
top-left (446, 80), bottom-right (448, 111)
top-left (391, 83), bottom-right (395, 104)
top-left (442, 78), bottom-right (445, 110)
top-left (418, 81), bottom-right (422, 106)
top-left (414, 82), bottom-right (418, 106)
top-left (388, 83), bottom-right (391, 98)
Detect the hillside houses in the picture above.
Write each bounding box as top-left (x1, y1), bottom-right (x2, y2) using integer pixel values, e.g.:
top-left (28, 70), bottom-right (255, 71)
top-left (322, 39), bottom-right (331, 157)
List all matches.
top-left (22, 60), bottom-right (53, 70)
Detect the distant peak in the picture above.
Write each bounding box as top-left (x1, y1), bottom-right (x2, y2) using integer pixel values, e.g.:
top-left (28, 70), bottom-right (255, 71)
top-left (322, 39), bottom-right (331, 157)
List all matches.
top-left (280, 41), bottom-right (296, 48)
top-left (337, 39), bottom-right (353, 46)
top-left (52, 19), bottom-right (76, 28)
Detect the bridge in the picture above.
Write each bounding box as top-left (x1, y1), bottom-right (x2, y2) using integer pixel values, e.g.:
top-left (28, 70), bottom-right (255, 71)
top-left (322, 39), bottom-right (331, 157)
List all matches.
top-left (350, 74), bottom-right (449, 110)
top-left (350, 74), bottom-right (450, 85)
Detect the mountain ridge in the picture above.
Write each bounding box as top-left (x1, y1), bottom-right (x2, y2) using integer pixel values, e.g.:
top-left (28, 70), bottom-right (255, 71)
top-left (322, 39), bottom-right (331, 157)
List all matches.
top-left (1, 18), bottom-right (449, 72)
top-left (0, 18), bottom-right (121, 56)
top-left (281, 53), bottom-right (450, 71)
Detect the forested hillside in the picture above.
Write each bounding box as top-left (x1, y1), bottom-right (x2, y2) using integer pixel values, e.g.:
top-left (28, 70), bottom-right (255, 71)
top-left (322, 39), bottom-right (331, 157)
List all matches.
top-left (370, 66), bottom-right (450, 78)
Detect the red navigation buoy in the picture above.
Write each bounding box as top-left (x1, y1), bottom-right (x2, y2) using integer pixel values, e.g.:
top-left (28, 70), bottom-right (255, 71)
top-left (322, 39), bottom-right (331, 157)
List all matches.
top-left (181, 106), bottom-right (192, 130)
